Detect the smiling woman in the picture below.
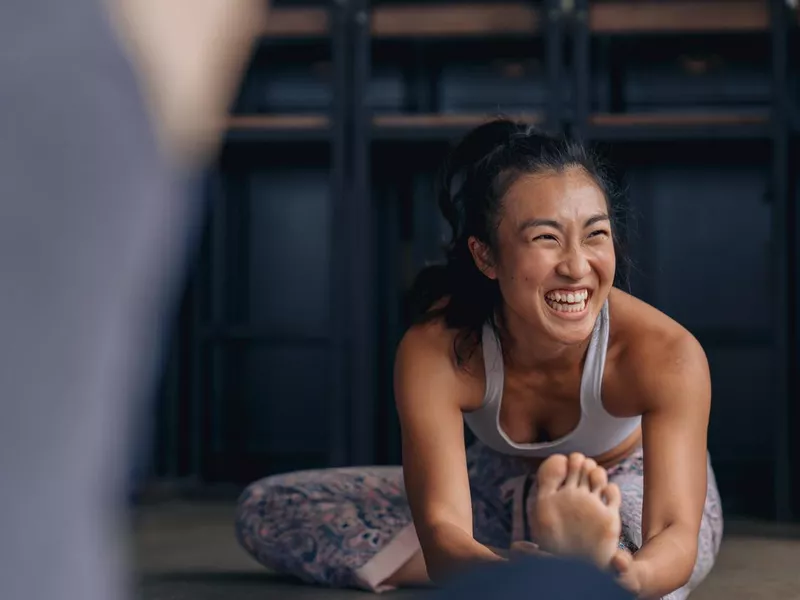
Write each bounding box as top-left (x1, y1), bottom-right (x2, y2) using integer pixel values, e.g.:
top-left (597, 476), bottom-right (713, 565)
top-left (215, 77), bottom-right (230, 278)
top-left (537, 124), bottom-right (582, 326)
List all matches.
top-left (411, 119), bottom-right (623, 359)
top-left (234, 119), bottom-right (723, 600)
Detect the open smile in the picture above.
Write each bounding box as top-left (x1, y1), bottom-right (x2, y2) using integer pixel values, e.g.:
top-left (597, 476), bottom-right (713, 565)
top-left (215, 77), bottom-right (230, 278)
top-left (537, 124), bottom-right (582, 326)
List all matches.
top-left (544, 288), bottom-right (591, 318)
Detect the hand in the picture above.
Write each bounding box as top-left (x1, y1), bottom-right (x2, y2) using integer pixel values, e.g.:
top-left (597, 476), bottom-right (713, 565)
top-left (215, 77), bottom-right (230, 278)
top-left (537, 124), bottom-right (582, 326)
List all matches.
top-left (610, 548), bottom-right (645, 596)
top-left (509, 541), bottom-right (553, 559)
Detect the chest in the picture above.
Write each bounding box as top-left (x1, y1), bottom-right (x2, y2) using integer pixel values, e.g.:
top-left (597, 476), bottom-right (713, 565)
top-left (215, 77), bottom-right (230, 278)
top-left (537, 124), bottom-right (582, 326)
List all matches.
top-left (498, 368), bottom-right (584, 445)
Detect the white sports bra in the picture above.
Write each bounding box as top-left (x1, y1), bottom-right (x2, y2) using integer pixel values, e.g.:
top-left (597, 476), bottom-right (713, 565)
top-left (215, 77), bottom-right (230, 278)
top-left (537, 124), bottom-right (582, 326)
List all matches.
top-left (462, 301), bottom-right (642, 457)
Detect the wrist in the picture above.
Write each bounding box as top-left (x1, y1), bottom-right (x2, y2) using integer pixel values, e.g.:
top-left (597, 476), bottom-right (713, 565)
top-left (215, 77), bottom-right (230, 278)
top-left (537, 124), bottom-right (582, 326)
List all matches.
top-left (629, 556), bottom-right (654, 599)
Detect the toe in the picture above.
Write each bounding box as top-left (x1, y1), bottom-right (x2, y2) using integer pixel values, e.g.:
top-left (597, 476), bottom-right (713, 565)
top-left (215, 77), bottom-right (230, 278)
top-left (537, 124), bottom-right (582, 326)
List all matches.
top-left (579, 458), bottom-right (597, 488)
top-left (602, 482), bottom-right (622, 510)
top-left (588, 465), bottom-right (608, 493)
top-left (536, 454), bottom-right (569, 494)
top-left (564, 452), bottom-right (586, 486)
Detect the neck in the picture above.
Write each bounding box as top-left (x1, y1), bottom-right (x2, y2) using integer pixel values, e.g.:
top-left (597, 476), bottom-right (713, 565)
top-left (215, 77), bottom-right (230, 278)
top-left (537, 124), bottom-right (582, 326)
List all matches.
top-left (498, 310), bottom-right (591, 372)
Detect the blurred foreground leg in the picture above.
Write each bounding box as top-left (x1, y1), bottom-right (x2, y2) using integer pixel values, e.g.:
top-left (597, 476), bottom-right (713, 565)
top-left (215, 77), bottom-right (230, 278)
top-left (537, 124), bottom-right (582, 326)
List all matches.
top-left (0, 1), bottom-right (262, 599)
top-left (434, 556), bottom-right (634, 600)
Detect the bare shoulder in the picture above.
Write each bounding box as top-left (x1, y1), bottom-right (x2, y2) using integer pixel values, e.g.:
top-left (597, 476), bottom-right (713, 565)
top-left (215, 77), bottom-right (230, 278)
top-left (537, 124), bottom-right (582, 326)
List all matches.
top-left (394, 317), bottom-right (485, 413)
top-left (605, 288), bottom-right (710, 414)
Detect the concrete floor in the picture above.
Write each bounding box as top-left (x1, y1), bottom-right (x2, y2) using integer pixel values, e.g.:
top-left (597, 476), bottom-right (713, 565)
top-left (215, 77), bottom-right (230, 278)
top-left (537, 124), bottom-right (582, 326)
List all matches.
top-left (133, 502), bottom-right (800, 599)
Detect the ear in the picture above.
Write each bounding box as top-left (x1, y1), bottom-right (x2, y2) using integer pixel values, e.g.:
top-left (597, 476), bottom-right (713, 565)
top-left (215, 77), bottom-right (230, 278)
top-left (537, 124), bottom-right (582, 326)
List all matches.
top-left (468, 236), bottom-right (497, 280)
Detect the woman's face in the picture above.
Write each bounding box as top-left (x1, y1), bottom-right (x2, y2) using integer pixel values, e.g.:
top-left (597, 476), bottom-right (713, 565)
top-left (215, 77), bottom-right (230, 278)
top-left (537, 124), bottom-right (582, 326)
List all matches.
top-left (470, 167), bottom-right (616, 346)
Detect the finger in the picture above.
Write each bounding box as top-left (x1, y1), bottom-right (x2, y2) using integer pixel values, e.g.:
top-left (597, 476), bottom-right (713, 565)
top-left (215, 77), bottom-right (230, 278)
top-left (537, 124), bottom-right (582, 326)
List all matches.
top-left (510, 541), bottom-right (541, 555)
top-left (610, 548), bottom-right (633, 574)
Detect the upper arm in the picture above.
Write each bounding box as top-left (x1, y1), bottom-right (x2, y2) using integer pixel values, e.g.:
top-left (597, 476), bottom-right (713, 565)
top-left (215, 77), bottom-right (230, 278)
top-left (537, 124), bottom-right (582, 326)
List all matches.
top-left (393, 326), bottom-right (475, 549)
top-left (631, 333), bottom-right (711, 545)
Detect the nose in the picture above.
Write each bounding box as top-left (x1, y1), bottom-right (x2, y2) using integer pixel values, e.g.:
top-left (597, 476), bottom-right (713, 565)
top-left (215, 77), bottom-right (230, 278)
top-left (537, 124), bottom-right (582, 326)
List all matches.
top-left (555, 244), bottom-right (591, 281)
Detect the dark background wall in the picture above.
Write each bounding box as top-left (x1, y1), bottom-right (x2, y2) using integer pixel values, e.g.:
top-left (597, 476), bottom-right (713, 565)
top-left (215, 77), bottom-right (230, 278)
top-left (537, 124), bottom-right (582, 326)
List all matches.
top-left (139, 0), bottom-right (800, 523)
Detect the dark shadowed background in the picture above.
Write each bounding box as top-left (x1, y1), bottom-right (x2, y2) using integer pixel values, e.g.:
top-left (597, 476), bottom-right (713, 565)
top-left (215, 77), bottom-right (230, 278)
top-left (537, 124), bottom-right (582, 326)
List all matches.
top-left (136, 0), bottom-right (800, 526)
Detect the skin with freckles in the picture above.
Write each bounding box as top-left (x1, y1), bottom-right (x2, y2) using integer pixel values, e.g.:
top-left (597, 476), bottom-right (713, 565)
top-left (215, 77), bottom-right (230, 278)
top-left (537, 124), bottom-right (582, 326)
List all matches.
top-left (394, 166), bottom-right (712, 598)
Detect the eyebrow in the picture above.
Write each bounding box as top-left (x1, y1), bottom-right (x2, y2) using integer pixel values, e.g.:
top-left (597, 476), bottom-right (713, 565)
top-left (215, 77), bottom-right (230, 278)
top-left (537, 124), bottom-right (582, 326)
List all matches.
top-left (518, 213), bottom-right (610, 233)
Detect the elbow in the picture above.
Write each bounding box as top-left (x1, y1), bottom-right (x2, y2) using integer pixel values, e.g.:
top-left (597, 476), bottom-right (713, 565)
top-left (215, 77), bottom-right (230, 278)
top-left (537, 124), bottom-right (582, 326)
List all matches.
top-left (423, 555), bottom-right (451, 587)
top-left (416, 521), bottom-right (502, 585)
top-left (417, 541), bottom-right (457, 586)
top-left (673, 529), bottom-right (699, 587)
top-left (416, 527), bottom-right (458, 585)
top-left (645, 527), bottom-right (698, 595)
top-left (678, 548), bottom-right (698, 589)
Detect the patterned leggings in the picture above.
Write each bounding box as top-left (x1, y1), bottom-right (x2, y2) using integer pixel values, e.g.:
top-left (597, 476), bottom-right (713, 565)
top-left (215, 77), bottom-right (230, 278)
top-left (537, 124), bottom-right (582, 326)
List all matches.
top-left (235, 442), bottom-right (724, 598)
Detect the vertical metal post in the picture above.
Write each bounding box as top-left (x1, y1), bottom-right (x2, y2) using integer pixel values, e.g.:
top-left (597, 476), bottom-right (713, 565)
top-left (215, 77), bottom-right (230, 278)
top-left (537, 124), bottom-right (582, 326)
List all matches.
top-left (328, 0), bottom-right (350, 467)
top-left (208, 167), bottom-right (227, 466)
top-left (544, 0), bottom-right (565, 132)
top-left (350, 0), bottom-right (376, 466)
top-left (770, 0), bottom-right (792, 522)
top-left (572, 0), bottom-right (590, 139)
top-left (164, 327), bottom-right (180, 478)
top-left (188, 179), bottom-right (211, 481)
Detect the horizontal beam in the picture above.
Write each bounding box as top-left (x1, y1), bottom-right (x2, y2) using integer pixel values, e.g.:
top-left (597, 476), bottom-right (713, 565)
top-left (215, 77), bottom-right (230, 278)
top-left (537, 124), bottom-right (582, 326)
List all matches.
top-left (225, 115), bottom-right (330, 142)
top-left (372, 112), bottom-right (542, 140)
top-left (590, 1), bottom-right (768, 34)
top-left (587, 112), bottom-right (770, 140)
top-left (371, 3), bottom-right (540, 38)
top-left (223, 112), bottom-right (773, 143)
top-left (263, 7), bottom-right (328, 38)
top-left (259, 2), bottom-right (781, 39)
top-left (591, 113), bottom-right (768, 127)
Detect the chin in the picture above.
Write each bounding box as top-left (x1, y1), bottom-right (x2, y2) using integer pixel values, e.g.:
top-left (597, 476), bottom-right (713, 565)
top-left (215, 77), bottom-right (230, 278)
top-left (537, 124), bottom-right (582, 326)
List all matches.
top-left (540, 296), bottom-right (601, 344)
top-left (546, 322), bottom-right (596, 346)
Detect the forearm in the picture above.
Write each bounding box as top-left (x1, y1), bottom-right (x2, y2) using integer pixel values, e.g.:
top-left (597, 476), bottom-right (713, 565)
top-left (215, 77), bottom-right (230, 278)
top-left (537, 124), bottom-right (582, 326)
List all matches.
top-left (631, 524), bottom-right (697, 599)
top-left (422, 522), bottom-right (505, 583)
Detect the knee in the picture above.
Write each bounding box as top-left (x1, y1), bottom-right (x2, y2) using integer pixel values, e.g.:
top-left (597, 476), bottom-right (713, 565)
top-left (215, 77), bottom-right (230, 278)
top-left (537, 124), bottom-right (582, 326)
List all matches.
top-left (236, 475), bottom-right (282, 514)
top-left (234, 475), bottom-right (288, 551)
top-left (235, 474), bottom-right (284, 520)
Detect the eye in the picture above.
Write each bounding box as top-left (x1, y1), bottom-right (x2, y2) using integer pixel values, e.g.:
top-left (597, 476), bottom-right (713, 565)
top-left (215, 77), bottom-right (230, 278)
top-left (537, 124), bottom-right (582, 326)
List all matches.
top-left (588, 229), bottom-right (610, 239)
top-left (533, 234), bottom-right (558, 242)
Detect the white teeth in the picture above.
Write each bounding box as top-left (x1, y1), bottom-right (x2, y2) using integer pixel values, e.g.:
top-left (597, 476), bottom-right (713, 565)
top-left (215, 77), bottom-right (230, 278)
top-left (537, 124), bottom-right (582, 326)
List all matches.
top-left (545, 289), bottom-right (589, 303)
top-left (544, 292), bottom-right (588, 314)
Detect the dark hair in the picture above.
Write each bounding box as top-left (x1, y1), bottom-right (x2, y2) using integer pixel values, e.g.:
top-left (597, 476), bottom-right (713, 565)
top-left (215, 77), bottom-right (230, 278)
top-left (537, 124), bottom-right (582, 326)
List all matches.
top-left (408, 118), bottom-right (629, 366)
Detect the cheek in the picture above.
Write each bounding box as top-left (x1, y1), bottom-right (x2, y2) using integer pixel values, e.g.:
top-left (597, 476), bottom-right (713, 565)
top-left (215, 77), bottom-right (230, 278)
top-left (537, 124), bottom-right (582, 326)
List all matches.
top-left (593, 246), bottom-right (617, 280)
top-left (498, 251), bottom-right (551, 289)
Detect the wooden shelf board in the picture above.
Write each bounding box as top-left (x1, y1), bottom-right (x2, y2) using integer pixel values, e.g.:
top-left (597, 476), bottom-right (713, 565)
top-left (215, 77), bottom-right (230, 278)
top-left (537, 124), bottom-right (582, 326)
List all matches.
top-left (371, 112), bottom-right (543, 141)
top-left (258, 2), bottom-right (787, 38)
top-left (590, 113), bottom-right (768, 127)
top-left (590, 1), bottom-right (768, 34)
top-left (371, 3), bottom-right (540, 38)
top-left (228, 114), bottom-right (329, 130)
top-left (263, 7), bottom-right (328, 38)
top-left (373, 113), bottom-right (542, 128)
top-left (586, 112), bottom-right (770, 140)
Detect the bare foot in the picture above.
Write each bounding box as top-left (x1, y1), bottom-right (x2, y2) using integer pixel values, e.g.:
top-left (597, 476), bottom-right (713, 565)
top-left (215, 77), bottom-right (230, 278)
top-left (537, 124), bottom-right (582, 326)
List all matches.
top-left (531, 453), bottom-right (622, 569)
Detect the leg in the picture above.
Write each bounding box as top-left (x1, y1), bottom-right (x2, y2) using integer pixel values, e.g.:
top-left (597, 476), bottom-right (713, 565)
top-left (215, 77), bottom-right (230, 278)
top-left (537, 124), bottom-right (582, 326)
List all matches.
top-left (435, 556), bottom-right (634, 600)
top-left (524, 450), bottom-right (723, 599)
top-left (0, 3), bottom-right (262, 599)
top-left (235, 466), bottom-right (425, 591)
top-left (0, 4), bottom-right (187, 600)
top-left (235, 442), bottom-right (529, 591)
top-left (606, 450), bottom-right (723, 600)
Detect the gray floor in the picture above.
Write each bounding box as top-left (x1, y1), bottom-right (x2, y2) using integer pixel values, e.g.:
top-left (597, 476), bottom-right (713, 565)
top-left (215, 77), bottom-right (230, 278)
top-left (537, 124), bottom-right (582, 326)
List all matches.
top-left (133, 501), bottom-right (800, 600)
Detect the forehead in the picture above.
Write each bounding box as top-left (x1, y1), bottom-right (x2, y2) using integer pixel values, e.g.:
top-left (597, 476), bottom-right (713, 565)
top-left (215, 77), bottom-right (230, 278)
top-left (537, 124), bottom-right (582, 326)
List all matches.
top-left (500, 168), bottom-right (608, 224)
